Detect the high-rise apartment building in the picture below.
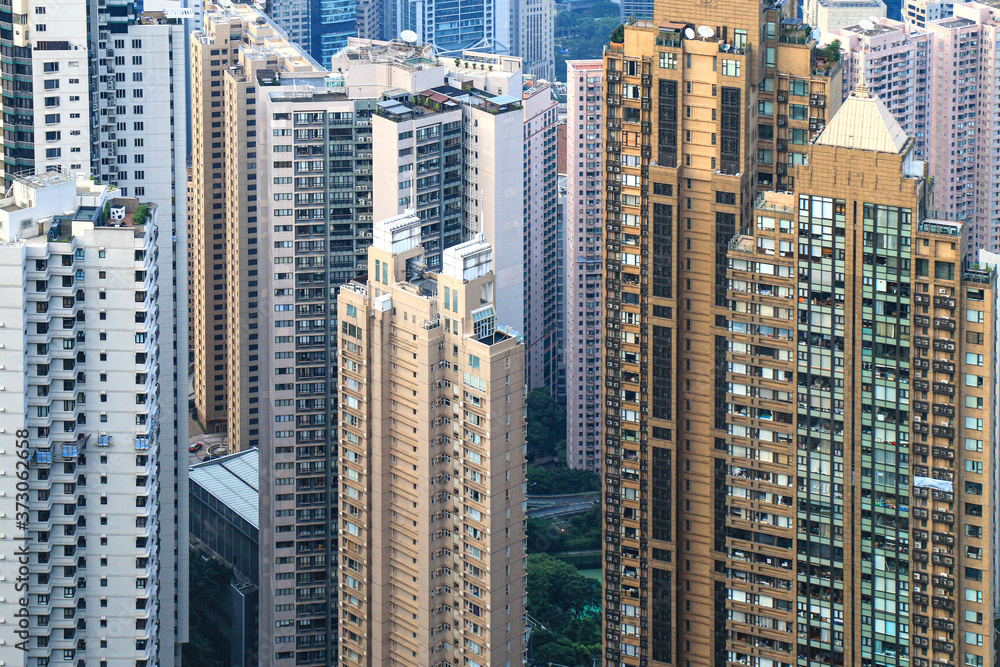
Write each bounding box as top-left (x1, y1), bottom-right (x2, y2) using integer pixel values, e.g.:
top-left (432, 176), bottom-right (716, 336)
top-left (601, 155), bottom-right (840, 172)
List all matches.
top-left (380, 0), bottom-right (512, 55)
top-left (370, 53), bottom-right (527, 332)
top-left (565, 59), bottom-right (604, 471)
top-left (513, 0), bottom-right (556, 80)
top-left (902, 0), bottom-right (953, 27)
top-left (823, 18), bottom-right (930, 160)
top-left (925, 2), bottom-right (1000, 253)
top-left (0, 1), bottom-right (189, 205)
top-left (268, 0), bottom-right (356, 65)
top-left (0, 1), bottom-right (190, 657)
top-left (0, 174), bottom-right (188, 666)
top-left (598, 5), bottom-right (843, 665)
top-left (189, 11), bottom-right (538, 663)
top-left (803, 0), bottom-right (887, 32)
top-left (600, 2), bottom-right (999, 659)
top-left (523, 81), bottom-right (564, 399)
top-left (336, 212), bottom-right (527, 667)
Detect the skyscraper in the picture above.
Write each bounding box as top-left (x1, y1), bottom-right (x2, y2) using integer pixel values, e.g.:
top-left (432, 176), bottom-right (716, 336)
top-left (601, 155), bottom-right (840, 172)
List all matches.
top-left (512, 0), bottom-right (556, 80)
top-left (523, 80), bottom-right (564, 400)
top-left (380, 0), bottom-right (512, 55)
top-left (188, 11), bottom-right (536, 662)
top-left (336, 212), bottom-right (527, 667)
top-left (600, 5), bottom-right (998, 662)
top-left (268, 0), bottom-right (357, 66)
top-left (0, 0), bottom-right (191, 657)
top-left (925, 2), bottom-right (1000, 253)
top-left (823, 18), bottom-right (930, 160)
top-left (0, 175), bottom-right (188, 666)
top-left (599, 4), bottom-right (841, 663)
top-left (901, 0), bottom-right (953, 27)
top-left (565, 59), bottom-right (604, 472)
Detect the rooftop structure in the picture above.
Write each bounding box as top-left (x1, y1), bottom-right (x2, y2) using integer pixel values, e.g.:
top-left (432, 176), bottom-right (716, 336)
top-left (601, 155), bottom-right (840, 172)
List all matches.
top-left (189, 449), bottom-right (261, 530)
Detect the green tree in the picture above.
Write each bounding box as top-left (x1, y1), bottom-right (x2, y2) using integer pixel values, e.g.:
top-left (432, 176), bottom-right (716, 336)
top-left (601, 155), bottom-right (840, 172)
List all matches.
top-left (526, 555), bottom-right (602, 666)
top-left (553, 0), bottom-right (622, 82)
top-left (527, 553), bottom-right (601, 630)
top-left (526, 388), bottom-right (566, 462)
top-left (526, 466), bottom-right (600, 495)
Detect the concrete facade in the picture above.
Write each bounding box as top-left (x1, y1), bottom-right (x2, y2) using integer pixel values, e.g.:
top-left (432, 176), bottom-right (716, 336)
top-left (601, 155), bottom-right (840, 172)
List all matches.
top-left (600, 4), bottom-right (998, 663)
top-left (823, 18), bottom-right (930, 159)
top-left (803, 0), bottom-right (888, 31)
top-left (336, 213), bottom-right (527, 667)
top-left (565, 59), bottom-right (604, 471)
top-left (0, 175), bottom-right (184, 667)
top-left (926, 2), bottom-right (1000, 254)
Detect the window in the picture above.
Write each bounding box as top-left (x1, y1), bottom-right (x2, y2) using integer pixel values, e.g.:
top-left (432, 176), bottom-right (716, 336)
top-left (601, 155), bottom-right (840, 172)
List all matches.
top-left (659, 52), bottom-right (677, 69)
top-left (966, 309), bottom-right (984, 323)
top-left (721, 59), bottom-right (740, 76)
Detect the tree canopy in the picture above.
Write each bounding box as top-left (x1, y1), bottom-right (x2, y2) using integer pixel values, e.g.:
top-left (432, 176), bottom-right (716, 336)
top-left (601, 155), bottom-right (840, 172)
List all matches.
top-left (527, 506), bottom-right (601, 554)
top-left (553, 0), bottom-right (622, 82)
top-left (526, 465), bottom-right (600, 495)
top-left (525, 387), bottom-right (567, 462)
top-left (526, 554), bottom-right (602, 665)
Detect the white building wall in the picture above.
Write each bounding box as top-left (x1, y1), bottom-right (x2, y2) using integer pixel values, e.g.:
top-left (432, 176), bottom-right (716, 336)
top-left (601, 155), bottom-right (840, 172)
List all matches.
top-left (0, 177), bottom-right (175, 667)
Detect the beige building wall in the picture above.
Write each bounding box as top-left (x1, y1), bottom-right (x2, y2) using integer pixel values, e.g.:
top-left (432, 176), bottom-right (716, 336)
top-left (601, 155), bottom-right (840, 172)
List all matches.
top-left (601, 9), bottom-right (997, 666)
top-left (337, 214), bottom-right (527, 667)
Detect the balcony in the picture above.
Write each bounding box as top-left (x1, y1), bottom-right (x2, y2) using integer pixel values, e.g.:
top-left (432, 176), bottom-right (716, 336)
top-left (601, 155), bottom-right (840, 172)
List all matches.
top-left (932, 382), bottom-right (954, 396)
top-left (931, 403), bottom-right (954, 417)
top-left (932, 338), bottom-right (955, 352)
top-left (934, 295), bottom-right (956, 309)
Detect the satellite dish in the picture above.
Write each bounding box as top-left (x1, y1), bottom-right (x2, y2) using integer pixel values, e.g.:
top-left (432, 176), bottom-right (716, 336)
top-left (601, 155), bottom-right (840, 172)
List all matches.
top-left (400, 29), bottom-right (418, 43)
top-left (858, 19), bottom-right (874, 30)
top-left (684, 27), bottom-right (695, 39)
top-left (697, 25), bottom-right (715, 39)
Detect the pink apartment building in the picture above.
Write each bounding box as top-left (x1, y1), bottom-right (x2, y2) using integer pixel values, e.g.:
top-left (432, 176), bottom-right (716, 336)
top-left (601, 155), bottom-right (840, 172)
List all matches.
top-left (926, 2), bottom-right (1000, 252)
top-left (826, 18), bottom-right (931, 160)
top-left (565, 60), bottom-right (604, 472)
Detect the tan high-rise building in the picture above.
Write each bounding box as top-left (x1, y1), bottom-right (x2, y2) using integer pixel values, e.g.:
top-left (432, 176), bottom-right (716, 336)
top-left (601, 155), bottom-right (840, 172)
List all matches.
top-left (601, 3), bottom-right (999, 662)
top-left (336, 212), bottom-right (527, 667)
top-left (189, 12), bottom-right (545, 662)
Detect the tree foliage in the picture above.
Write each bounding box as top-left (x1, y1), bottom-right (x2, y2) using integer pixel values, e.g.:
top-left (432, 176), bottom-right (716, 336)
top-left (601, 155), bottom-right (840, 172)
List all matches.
top-left (526, 465), bottom-right (600, 495)
top-left (553, 0), bottom-right (622, 82)
top-left (525, 387), bottom-right (566, 462)
top-left (526, 554), bottom-right (602, 666)
top-left (527, 506), bottom-right (601, 554)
